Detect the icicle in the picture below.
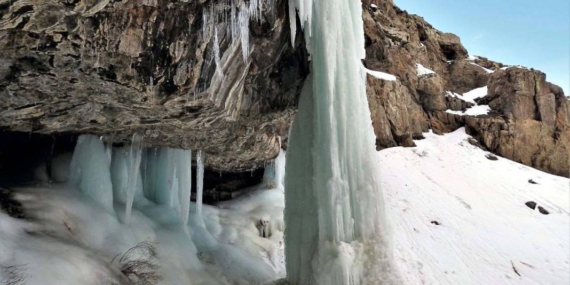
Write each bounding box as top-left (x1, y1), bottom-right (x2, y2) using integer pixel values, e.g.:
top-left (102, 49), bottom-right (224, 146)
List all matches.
top-left (262, 137), bottom-right (286, 190)
top-left (214, 27), bottom-right (223, 77)
top-left (105, 143), bottom-right (113, 167)
top-left (289, 0), bottom-right (297, 46)
top-left (263, 160), bottom-right (276, 188)
top-left (231, 0), bottom-right (238, 44)
top-left (176, 149), bottom-right (192, 225)
top-left (166, 149), bottom-right (178, 208)
top-left (238, 6), bottom-right (249, 63)
top-left (124, 133), bottom-right (143, 224)
top-left (196, 150), bottom-right (205, 216)
top-left (69, 135), bottom-right (114, 211)
top-left (274, 138), bottom-right (286, 190)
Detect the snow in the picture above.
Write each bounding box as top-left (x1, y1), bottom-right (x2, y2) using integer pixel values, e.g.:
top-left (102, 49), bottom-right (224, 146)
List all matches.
top-left (379, 128), bottom-right (570, 285)
top-left (446, 86), bottom-right (488, 104)
top-left (466, 55), bottom-right (479, 61)
top-left (446, 86), bottom-right (490, 116)
top-left (364, 66), bottom-right (397, 81)
top-left (470, 62), bottom-right (494, 74)
top-left (446, 105), bottom-right (491, 116)
top-left (501, 65), bottom-right (529, 71)
top-left (417, 63), bottom-right (436, 76)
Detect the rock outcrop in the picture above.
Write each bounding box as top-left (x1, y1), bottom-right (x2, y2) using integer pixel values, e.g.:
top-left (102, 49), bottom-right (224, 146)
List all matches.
top-left (0, 0), bottom-right (307, 171)
top-left (1, 0), bottom-right (567, 176)
top-left (362, 0), bottom-right (569, 177)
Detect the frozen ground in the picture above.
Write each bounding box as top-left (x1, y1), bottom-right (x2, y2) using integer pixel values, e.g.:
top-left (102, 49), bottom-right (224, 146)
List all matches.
top-left (380, 128), bottom-right (570, 285)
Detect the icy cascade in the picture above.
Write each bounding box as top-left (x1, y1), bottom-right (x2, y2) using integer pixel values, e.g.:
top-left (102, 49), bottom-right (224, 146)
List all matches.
top-left (141, 148), bottom-right (193, 225)
top-left (201, 0), bottom-right (275, 66)
top-left (125, 134), bottom-right (143, 223)
top-left (274, 139), bottom-right (286, 190)
top-left (285, 1), bottom-right (396, 284)
top-left (263, 138), bottom-right (287, 190)
top-left (175, 149), bottom-right (193, 225)
top-left (196, 150), bottom-right (205, 216)
top-left (69, 135), bottom-right (114, 211)
top-left (70, 135), bottom-right (196, 225)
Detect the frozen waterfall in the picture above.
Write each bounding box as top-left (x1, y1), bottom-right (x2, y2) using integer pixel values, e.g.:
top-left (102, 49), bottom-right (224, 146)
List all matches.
top-left (285, 0), bottom-right (397, 284)
top-left (196, 150), bottom-right (205, 216)
top-left (70, 135), bottom-right (199, 226)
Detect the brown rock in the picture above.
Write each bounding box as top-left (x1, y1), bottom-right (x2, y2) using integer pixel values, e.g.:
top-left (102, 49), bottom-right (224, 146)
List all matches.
top-left (0, 0), bottom-right (308, 171)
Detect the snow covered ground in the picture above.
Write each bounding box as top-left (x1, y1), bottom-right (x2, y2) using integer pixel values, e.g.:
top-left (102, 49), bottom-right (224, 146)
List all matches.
top-left (380, 128), bottom-right (570, 285)
top-left (1, 128), bottom-right (568, 284)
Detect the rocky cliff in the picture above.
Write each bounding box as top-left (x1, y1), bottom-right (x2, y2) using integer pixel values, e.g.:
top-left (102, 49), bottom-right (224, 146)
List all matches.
top-left (1, 0), bottom-right (568, 176)
top-left (362, 0), bottom-right (569, 177)
top-left (0, 0), bottom-right (307, 171)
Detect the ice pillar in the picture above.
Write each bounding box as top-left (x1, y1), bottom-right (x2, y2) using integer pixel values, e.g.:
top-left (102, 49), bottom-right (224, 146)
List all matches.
top-left (284, 1), bottom-right (396, 284)
top-left (196, 150), bottom-right (205, 216)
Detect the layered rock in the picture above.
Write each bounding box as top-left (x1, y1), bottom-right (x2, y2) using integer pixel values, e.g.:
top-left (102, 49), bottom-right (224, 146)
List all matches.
top-left (0, 0), bottom-right (307, 171)
top-left (0, 0), bottom-right (567, 176)
top-left (362, 0), bottom-right (568, 177)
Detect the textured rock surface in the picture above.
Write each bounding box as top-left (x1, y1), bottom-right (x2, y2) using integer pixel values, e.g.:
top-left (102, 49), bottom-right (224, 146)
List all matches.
top-left (1, 0), bottom-right (567, 176)
top-left (362, 0), bottom-right (569, 177)
top-left (0, 0), bottom-right (307, 171)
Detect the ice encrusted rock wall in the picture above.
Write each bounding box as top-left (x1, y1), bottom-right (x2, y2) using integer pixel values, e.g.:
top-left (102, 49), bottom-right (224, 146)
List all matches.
top-left (285, 0), bottom-right (398, 284)
top-left (0, 0), bottom-right (309, 172)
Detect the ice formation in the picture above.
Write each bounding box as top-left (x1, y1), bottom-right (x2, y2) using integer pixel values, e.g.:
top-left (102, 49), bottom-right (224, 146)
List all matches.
top-left (285, 0), bottom-right (397, 284)
top-left (201, 0), bottom-right (274, 64)
top-left (69, 135), bottom-right (114, 211)
top-left (196, 150), bottom-right (204, 216)
top-left (6, 132), bottom-right (288, 284)
top-left (263, 139), bottom-right (286, 190)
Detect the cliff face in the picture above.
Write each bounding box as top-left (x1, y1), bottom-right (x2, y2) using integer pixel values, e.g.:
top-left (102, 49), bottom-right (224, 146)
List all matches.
top-left (0, 0), bottom-right (307, 171)
top-left (1, 0), bottom-right (567, 176)
top-left (363, 0), bottom-right (569, 177)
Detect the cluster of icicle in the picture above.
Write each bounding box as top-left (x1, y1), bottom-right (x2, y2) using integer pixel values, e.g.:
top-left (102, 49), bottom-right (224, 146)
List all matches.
top-left (262, 137), bottom-right (286, 191)
top-left (69, 134), bottom-right (206, 225)
top-left (201, 0), bottom-right (273, 66)
top-left (285, 0), bottom-right (399, 284)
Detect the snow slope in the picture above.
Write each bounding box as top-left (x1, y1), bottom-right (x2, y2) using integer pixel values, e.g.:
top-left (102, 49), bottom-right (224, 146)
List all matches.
top-left (379, 128), bottom-right (570, 285)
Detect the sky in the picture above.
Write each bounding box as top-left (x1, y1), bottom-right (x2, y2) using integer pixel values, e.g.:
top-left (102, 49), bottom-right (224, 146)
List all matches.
top-left (394, 0), bottom-right (570, 95)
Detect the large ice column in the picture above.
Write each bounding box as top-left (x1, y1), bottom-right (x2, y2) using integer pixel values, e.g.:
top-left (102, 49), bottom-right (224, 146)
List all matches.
top-left (238, 4), bottom-right (250, 63)
top-left (274, 138), bottom-right (286, 190)
top-left (124, 134), bottom-right (143, 223)
top-left (176, 149), bottom-right (192, 225)
top-left (196, 150), bottom-right (205, 216)
top-left (110, 145), bottom-right (149, 223)
top-left (141, 148), bottom-right (193, 224)
top-left (285, 1), bottom-right (396, 284)
top-left (69, 135), bottom-right (114, 211)
top-left (262, 139), bottom-right (286, 190)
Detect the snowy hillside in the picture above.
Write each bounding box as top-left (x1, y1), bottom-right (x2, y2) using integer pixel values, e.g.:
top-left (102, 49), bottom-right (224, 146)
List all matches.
top-left (379, 128), bottom-right (570, 285)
